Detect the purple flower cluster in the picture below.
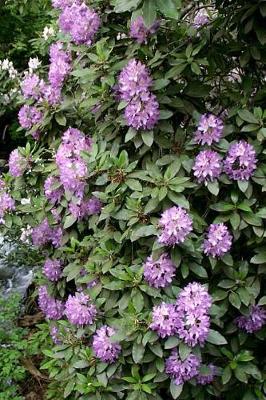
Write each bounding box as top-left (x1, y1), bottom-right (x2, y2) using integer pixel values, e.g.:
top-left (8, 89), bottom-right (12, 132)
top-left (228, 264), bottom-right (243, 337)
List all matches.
top-left (203, 223), bottom-right (232, 258)
top-left (8, 149), bottom-right (27, 177)
top-left (92, 325), bottom-right (121, 363)
top-left (118, 59), bottom-right (159, 130)
top-left (0, 177), bottom-right (5, 190)
top-left (59, 3), bottom-right (100, 46)
top-left (44, 176), bottom-right (64, 204)
top-left (158, 206), bottom-right (193, 246)
top-left (196, 364), bottom-right (217, 385)
top-left (18, 104), bottom-right (43, 130)
top-left (235, 305), bottom-right (266, 333)
top-left (56, 128), bottom-right (92, 198)
top-left (50, 325), bottom-right (62, 345)
top-left (193, 9), bottom-right (209, 29)
top-left (175, 282), bottom-right (212, 347)
top-left (144, 253), bottom-right (176, 288)
top-left (165, 350), bottom-right (200, 385)
top-left (194, 114), bottom-right (224, 146)
top-left (21, 73), bottom-right (45, 100)
top-left (68, 197), bottom-right (102, 220)
top-left (48, 42), bottom-right (72, 90)
top-left (130, 16), bottom-right (160, 44)
top-left (43, 258), bottom-right (62, 282)
top-left (38, 285), bottom-right (64, 320)
top-left (0, 192), bottom-right (15, 218)
top-left (193, 150), bottom-right (222, 184)
top-left (65, 292), bottom-right (97, 326)
top-left (32, 218), bottom-right (62, 248)
top-left (224, 140), bottom-right (257, 181)
top-left (150, 302), bottom-right (178, 338)
top-left (52, 0), bottom-right (81, 9)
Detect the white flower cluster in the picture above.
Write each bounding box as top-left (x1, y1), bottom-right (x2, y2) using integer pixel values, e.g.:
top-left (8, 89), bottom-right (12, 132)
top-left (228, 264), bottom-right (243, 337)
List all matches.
top-left (28, 57), bottom-right (42, 74)
top-left (0, 59), bottom-right (18, 79)
top-left (20, 225), bottom-right (33, 244)
top-left (42, 26), bottom-right (56, 41)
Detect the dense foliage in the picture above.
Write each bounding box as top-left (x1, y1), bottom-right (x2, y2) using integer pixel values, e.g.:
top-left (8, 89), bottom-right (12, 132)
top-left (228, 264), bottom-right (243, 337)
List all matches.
top-left (1, 0), bottom-right (266, 399)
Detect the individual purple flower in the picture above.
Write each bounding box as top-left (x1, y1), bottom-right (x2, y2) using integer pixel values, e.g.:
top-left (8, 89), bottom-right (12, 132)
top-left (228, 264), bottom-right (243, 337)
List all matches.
top-left (8, 149), bottom-right (27, 177)
top-left (48, 42), bottom-right (72, 89)
top-left (150, 302), bottom-right (178, 338)
top-left (0, 177), bottom-right (5, 190)
top-left (56, 128), bottom-right (92, 198)
top-left (194, 114), bottom-right (224, 146)
top-left (31, 218), bottom-right (62, 248)
top-left (158, 206), bottom-right (193, 246)
top-left (203, 223), bottom-right (232, 258)
top-left (44, 176), bottom-right (64, 204)
top-left (38, 285), bottom-right (64, 320)
top-left (18, 105), bottom-right (43, 130)
top-left (68, 197), bottom-right (102, 220)
top-left (118, 59), bottom-right (152, 102)
top-left (196, 364), bottom-right (217, 385)
top-left (124, 94), bottom-right (159, 130)
top-left (193, 150), bottom-right (222, 184)
top-left (43, 258), bottom-right (62, 282)
top-left (92, 325), bottom-right (121, 363)
top-left (193, 9), bottom-right (209, 29)
top-left (50, 325), bottom-right (62, 345)
top-left (65, 292), bottom-right (97, 326)
top-left (235, 305), bottom-right (266, 333)
top-left (165, 350), bottom-right (200, 385)
top-left (21, 73), bottom-right (45, 100)
top-left (59, 3), bottom-right (100, 46)
top-left (52, 0), bottom-right (82, 9)
top-left (41, 84), bottom-right (62, 105)
top-left (51, 226), bottom-right (63, 248)
top-left (224, 140), bottom-right (257, 181)
top-left (144, 253), bottom-right (176, 288)
top-left (130, 16), bottom-right (160, 44)
top-left (0, 192), bottom-right (15, 218)
top-left (175, 282), bottom-right (212, 347)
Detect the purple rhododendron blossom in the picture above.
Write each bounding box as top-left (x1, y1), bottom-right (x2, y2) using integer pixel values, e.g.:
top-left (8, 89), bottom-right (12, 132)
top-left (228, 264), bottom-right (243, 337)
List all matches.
top-left (68, 196), bottom-right (102, 220)
top-left (158, 206), bottom-right (193, 246)
top-left (44, 176), bottom-right (64, 204)
top-left (193, 150), bottom-right (222, 184)
top-left (150, 302), bottom-right (179, 338)
top-left (48, 42), bottom-right (72, 89)
top-left (224, 140), bottom-right (257, 181)
top-left (92, 325), bottom-right (121, 363)
top-left (32, 218), bottom-right (62, 248)
top-left (8, 149), bottom-right (27, 177)
top-left (203, 223), bottom-right (232, 258)
top-left (43, 258), bottom-right (62, 282)
top-left (130, 16), bottom-right (160, 44)
top-left (144, 253), bottom-right (176, 288)
top-left (0, 192), bottom-right (15, 218)
top-left (18, 104), bottom-right (43, 130)
top-left (21, 73), bottom-right (45, 100)
top-left (118, 59), bottom-right (152, 102)
top-left (235, 305), bottom-right (266, 333)
top-left (165, 350), bottom-right (200, 385)
top-left (50, 325), bottom-right (62, 345)
top-left (124, 94), bottom-right (159, 130)
top-left (59, 3), bottom-right (100, 46)
top-left (193, 9), bottom-right (209, 29)
top-left (38, 285), bottom-right (64, 320)
top-left (52, 0), bottom-right (82, 9)
top-left (65, 292), bottom-right (97, 326)
top-left (196, 364), bottom-right (217, 385)
top-left (194, 113), bottom-right (224, 145)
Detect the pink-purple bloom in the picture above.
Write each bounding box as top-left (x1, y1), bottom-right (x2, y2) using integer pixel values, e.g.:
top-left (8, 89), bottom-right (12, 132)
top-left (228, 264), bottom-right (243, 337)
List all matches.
top-left (21, 73), bottom-right (45, 100)
top-left (32, 218), bottom-right (62, 248)
top-left (193, 150), bottom-right (222, 184)
top-left (68, 197), bottom-right (102, 220)
top-left (150, 302), bottom-right (178, 338)
top-left (92, 325), bottom-right (121, 363)
top-left (175, 282), bottom-right (212, 347)
top-left (196, 364), bottom-right (217, 385)
top-left (165, 350), bottom-right (200, 385)
top-left (65, 292), bottom-right (97, 326)
top-left (50, 325), bottom-right (62, 345)
top-left (158, 206), bottom-right (193, 246)
top-left (224, 140), bottom-right (257, 181)
top-left (124, 94), bottom-right (159, 130)
top-left (144, 253), bottom-right (176, 288)
top-left (48, 42), bottom-right (72, 89)
top-left (0, 192), bottom-right (15, 218)
top-left (8, 149), bottom-right (27, 177)
top-left (55, 128), bottom-right (92, 198)
top-left (118, 59), bottom-right (152, 102)
top-left (59, 3), bottom-right (100, 46)
top-left (52, 0), bottom-right (82, 9)
top-left (44, 176), bottom-right (64, 204)
top-left (193, 9), bottom-right (209, 29)
top-left (18, 104), bottom-right (43, 130)
top-left (38, 285), bottom-right (64, 320)
top-left (130, 16), bottom-right (160, 44)
top-left (235, 305), bottom-right (266, 333)
top-left (203, 223), bottom-right (232, 258)
top-left (43, 258), bottom-right (62, 282)
top-left (194, 114), bottom-right (224, 146)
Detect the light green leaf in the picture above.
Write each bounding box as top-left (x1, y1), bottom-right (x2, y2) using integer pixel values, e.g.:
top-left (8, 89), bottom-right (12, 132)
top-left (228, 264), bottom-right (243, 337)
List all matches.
top-left (207, 329), bottom-right (227, 345)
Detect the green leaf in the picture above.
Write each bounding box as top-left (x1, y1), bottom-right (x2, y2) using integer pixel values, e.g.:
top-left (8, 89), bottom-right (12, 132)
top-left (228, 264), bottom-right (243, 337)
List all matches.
top-left (179, 342), bottom-right (191, 361)
top-left (238, 110), bottom-right (259, 124)
top-left (207, 329), bottom-right (227, 345)
top-left (170, 382), bottom-right (183, 399)
top-left (190, 263), bottom-right (208, 278)
top-left (126, 179), bottom-right (142, 191)
top-left (55, 113), bottom-right (67, 126)
top-left (250, 251), bottom-right (266, 264)
top-left (64, 380), bottom-right (75, 398)
top-left (113, 0), bottom-right (141, 12)
top-left (142, 0), bottom-right (157, 26)
top-left (164, 337), bottom-right (179, 349)
top-left (207, 181), bottom-right (219, 196)
top-left (125, 128), bottom-right (137, 142)
top-left (229, 292), bottom-right (241, 309)
top-left (131, 225), bottom-right (157, 242)
top-left (64, 215), bottom-right (77, 229)
top-left (141, 131), bottom-right (154, 147)
top-left (132, 342), bottom-right (145, 363)
top-left (237, 180), bottom-right (249, 193)
top-left (153, 79), bottom-right (170, 91)
top-left (258, 296), bottom-right (266, 306)
top-left (159, 110), bottom-right (174, 120)
top-left (73, 360), bottom-right (90, 368)
top-left (156, 0), bottom-right (180, 19)
top-left (222, 366), bottom-right (232, 385)
top-left (132, 290), bottom-right (144, 312)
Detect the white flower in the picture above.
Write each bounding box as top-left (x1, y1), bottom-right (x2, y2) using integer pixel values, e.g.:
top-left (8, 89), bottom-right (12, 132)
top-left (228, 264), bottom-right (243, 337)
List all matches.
top-left (28, 57), bottom-right (41, 73)
top-left (21, 198), bottom-right (31, 205)
top-left (1, 59), bottom-right (11, 70)
top-left (20, 225), bottom-right (33, 243)
top-left (42, 26), bottom-right (55, 41)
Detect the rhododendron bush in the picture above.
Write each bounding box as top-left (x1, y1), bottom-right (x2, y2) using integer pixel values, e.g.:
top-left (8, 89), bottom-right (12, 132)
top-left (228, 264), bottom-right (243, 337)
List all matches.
top-left (1, 0), bottom-right (266, 399)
